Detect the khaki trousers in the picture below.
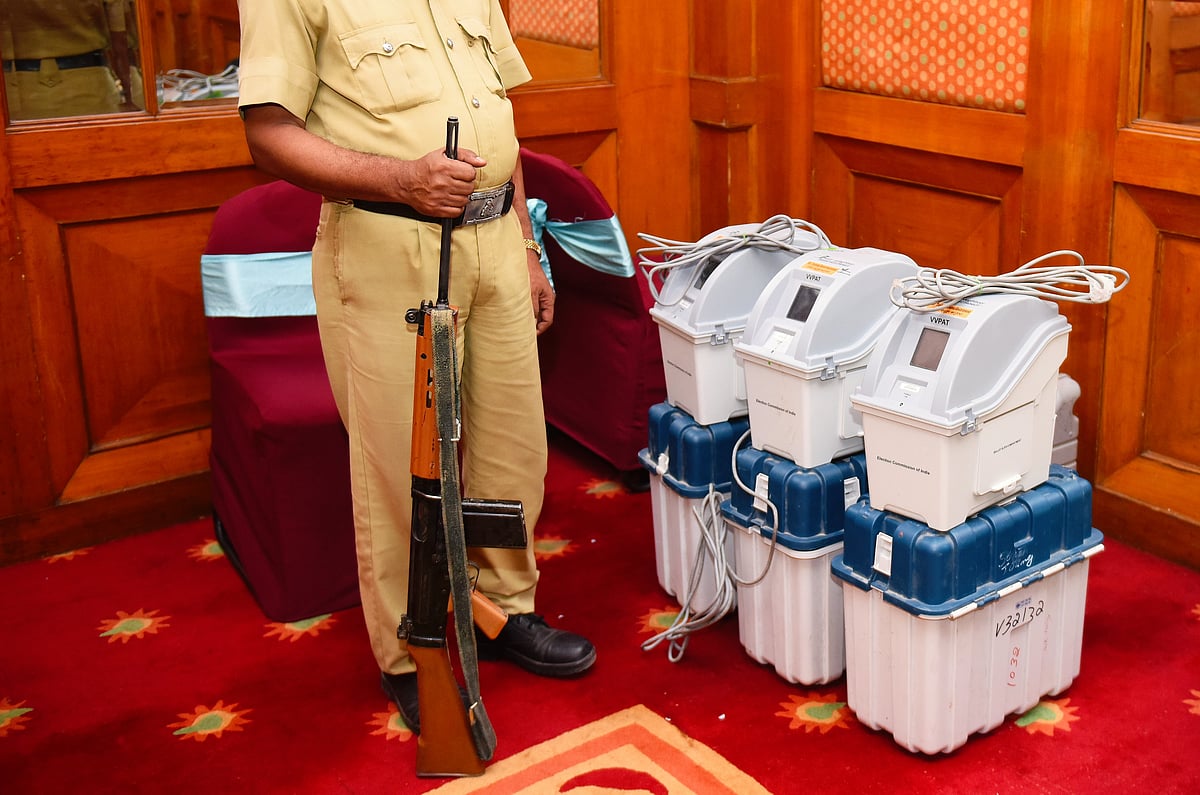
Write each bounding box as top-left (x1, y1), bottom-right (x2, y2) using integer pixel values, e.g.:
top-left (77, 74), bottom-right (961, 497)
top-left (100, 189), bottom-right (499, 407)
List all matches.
top-left (4, 65), bottom-right (121, 120)
top-left (312, 200), bottom-right (545, 675)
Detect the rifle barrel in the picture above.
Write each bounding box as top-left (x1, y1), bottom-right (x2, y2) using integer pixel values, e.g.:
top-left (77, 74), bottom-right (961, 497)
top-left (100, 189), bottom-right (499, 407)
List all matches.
top-left (437, 117), bottom-right (459, 308)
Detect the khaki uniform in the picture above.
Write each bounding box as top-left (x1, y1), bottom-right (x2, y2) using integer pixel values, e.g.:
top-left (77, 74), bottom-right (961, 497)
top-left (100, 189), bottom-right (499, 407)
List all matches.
top-left (2, 0), bottom-right (127, 120)
top-left (238, 0), bottom-right (545, 675)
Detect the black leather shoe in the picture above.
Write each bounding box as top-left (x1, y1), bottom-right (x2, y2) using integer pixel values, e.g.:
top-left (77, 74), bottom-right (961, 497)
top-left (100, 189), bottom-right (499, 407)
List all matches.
top-left (380, 671), bottom-right (421, 734)
top-left (475, 613), bottom-right (596, 677)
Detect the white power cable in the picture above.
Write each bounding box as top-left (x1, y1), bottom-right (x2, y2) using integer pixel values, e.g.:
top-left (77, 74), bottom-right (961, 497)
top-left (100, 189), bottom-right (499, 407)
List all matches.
top-left (889, 249), bottom-right (1130, 313)
top-left (726, 429), bottom-right (780, 591)
top-left (637, 215), bottom-right (833, 305)
top-left (640, 487), bottom-right (736, 662)
top-left (158, 64), bottom-right (240, 104)
top-left (641, 430), bottom-right (781, 662)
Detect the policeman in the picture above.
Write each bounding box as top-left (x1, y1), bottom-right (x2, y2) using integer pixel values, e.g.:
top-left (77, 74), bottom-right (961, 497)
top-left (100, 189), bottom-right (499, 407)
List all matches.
top-left (2, 0), bottom-right (135, 121)
top-left (236, 0), bottom-right (596, 733)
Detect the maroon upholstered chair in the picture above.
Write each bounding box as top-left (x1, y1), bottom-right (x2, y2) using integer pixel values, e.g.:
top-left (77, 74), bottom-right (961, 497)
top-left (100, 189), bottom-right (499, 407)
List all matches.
top-left (202, 181), bottom-right (359, 622)
top-left (521, 149), bottom-right (666, 482)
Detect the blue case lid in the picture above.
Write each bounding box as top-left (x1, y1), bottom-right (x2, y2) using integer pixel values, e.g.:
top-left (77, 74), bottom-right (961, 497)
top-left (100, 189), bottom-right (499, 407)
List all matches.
top-left (720, 449), bottom-right (869, 552)
top-left (832, 465), bottom-right (1103, 616)
top-left (639, 402), bottom-right (750, 497)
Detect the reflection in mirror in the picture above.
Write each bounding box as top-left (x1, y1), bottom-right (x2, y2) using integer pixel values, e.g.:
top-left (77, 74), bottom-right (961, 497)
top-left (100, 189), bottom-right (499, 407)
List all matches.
top-left (507, 0), bottom-right (602, 83)
top-left (1142, 0), bottom-right (1200, 124)
top-left (1, 0), bottom-right (145, 121)
top-left (148, 0), bottom-right (240, 108)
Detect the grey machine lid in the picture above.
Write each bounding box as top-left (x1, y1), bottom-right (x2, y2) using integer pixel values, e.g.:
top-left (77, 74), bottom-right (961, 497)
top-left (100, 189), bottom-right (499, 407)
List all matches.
top-left (736, 247), bottom-right (920, 377)
top-left (852, 293), bottom-right (1072, 430)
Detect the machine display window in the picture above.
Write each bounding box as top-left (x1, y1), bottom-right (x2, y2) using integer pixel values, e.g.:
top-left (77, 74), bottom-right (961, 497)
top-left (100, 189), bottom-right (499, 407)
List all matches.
top-left (786, 284), bottom-right (820, 322)
top-left (910, 327), bottom-right (951, 371)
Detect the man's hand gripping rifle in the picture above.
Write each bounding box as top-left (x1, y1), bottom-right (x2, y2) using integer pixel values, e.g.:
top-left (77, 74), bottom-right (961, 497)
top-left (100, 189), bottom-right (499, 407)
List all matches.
top-left (398, 117), bottom-right (527, 778)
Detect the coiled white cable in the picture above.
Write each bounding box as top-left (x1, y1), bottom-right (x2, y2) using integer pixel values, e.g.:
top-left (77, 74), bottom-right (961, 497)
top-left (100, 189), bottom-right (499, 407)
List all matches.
top-left (637, 215), bottom-right (833, 305)
top-left (158, 64), bottom-right (240, 104)
top-left (639, 487), bottom-right (737, 662)
top-left (890, 249), bottom-right (1130, 313)
top-left (641, 430), bottom-right (781, 662)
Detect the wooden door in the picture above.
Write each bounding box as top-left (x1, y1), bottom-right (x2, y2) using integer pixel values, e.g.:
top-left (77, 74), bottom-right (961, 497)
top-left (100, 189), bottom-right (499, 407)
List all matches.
top-left (1099, 1), bottom-right (1200, 569)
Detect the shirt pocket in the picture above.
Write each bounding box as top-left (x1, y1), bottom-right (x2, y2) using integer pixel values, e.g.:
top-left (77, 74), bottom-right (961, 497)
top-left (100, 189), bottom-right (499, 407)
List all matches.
top-left (338, 22), bottom-right (442, 114)
top-left (455, 16), bottom-right (506, 97)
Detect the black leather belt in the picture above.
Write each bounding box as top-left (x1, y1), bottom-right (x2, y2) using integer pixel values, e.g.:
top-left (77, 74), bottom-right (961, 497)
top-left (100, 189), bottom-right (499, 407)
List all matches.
top-left (8, 51), bottom-right (106, 72)
top-left (354, 181), bottom-right (515, 227)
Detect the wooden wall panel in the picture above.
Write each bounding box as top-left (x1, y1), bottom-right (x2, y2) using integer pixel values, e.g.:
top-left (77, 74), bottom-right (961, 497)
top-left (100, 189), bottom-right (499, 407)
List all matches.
top-left (13, 194), bottom-right (89, 497)
top-left (811, 136), bottom-right (1022, 273)
top-left (610, 1), bottom-right (691, 244)
top-left (0, 136), bottom-right (51, 519)
top-left (68, 213), bottom-right (212, 450)
top-left (1020, 0), bottom-right (1124, 482)
top-left (1144, 240), bottom-right (1200, 465)
top-left (1097, 184), bottom-right (1200, 569)
top-left (1, 167), bottom-right (266, 563)
top-left (686, 0), bottom-right (815, 231)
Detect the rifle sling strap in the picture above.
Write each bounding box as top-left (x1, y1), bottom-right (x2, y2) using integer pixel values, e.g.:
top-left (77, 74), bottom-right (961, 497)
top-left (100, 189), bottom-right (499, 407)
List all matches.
top-left (431, 305), bottom-right (497, 762)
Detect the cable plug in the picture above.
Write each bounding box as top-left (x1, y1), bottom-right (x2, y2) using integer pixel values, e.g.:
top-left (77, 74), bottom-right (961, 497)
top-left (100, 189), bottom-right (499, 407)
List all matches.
top-left (1089, 272), bottom-right (1117, 303)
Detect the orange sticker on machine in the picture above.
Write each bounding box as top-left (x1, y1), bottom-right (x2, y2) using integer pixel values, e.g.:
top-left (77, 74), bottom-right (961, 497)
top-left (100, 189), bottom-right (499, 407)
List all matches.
top-left (801, 261), bottom-right (840, 275)
top-left (937, 305), bottom-right (973, 318)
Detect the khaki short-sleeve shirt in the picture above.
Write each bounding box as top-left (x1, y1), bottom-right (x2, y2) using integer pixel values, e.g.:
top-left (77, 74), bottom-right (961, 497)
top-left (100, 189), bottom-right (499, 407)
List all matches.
top-left (237, 0), bottom-right (532, 188)
top-left (2, 0), bottom-right (125, 60)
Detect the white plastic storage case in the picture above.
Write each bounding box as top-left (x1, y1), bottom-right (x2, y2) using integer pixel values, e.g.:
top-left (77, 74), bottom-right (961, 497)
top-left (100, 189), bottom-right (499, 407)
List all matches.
top-left (831, 465), bottom-right (1103, 754)
top-left (649, 224), bottom-right (821, 425)
top-left (1052, 373), bottom-right (1081, 469)
top-left (851, 293), bottom-right (1071, 531)
top-left (638, 402), bottom-right (750, 611)
top-left (720, 448), bottom-right (867, 685)
top-left (734, 247), bottom-right (918, 467)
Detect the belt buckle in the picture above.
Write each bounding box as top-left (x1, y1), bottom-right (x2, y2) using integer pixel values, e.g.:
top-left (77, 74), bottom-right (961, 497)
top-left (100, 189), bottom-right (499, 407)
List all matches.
top-left (459, 184), bottom-right (508, 226)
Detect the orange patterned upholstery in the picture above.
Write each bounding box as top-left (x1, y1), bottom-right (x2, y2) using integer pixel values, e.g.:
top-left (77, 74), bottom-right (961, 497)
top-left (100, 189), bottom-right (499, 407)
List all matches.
top-left (509, 0), bottom-right (599, 49)
top-left (820, 0), bottom-right (1032, 113)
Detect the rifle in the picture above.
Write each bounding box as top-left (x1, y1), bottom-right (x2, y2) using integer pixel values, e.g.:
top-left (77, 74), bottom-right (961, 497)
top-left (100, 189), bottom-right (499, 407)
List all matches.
top-left (398, 117), bottom-right (527, 778)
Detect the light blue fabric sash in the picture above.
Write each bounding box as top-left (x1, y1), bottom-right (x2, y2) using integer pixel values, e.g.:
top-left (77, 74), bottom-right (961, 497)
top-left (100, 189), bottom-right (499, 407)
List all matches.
top-left (527, 198), bottom-right (635, 288)
top-left (200, 251), bottom-right (317, 317)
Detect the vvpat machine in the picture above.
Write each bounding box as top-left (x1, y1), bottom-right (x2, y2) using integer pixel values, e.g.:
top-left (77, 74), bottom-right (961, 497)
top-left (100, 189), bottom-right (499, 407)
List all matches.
top-left (734, 247), bottom-right (919, 468)
top-left (851, 293), bottom-right (1070, 531)
top-left (648, 224), bottom-right (823, 425)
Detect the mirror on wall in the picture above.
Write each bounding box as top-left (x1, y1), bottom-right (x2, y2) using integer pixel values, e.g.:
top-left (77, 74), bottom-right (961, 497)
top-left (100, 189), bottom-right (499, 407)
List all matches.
top-left (1, 0), bottom-right (146, 121)
top-left (1142, 0), bottom-right (1200, 123)
top-left (1, 0), bottom-right (241, 123)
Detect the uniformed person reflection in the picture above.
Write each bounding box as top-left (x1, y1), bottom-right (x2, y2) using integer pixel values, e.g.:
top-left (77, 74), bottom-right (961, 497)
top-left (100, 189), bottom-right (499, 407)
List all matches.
top-left (2, 0), bottom-right (137, 121)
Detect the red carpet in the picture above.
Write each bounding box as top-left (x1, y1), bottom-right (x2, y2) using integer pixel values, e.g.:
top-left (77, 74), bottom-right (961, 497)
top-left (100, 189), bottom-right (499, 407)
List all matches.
top-left (2, 431), bottom-right (1199, 793)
